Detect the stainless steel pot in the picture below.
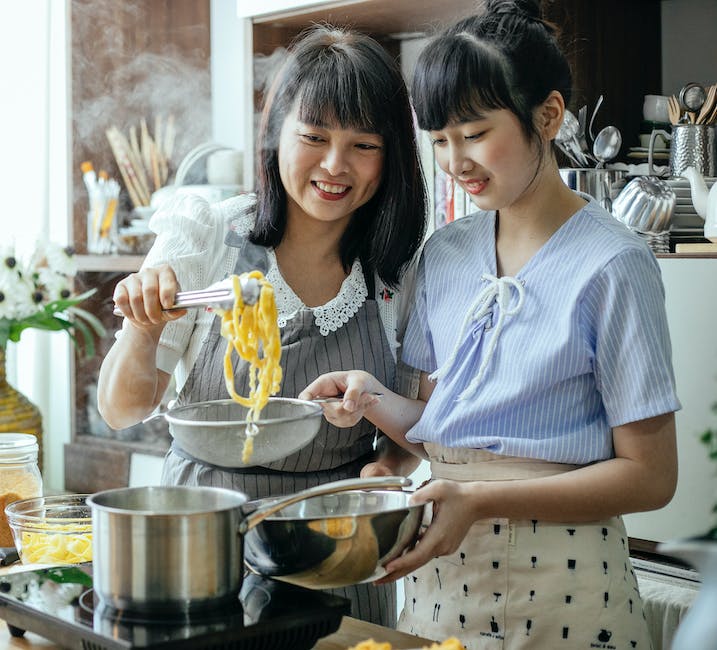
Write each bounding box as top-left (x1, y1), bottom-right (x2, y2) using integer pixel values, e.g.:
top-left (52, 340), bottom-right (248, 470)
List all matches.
top-left (87, 476), bottom-right (413, 614)
top-left (559, 168), bottom-right (627, 211)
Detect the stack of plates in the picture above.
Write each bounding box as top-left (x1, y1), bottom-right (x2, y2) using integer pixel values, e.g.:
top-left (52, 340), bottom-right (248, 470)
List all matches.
top-left (627, 147), bottom-right (670, 161)
top-left (665, 177), bottom-right (716, 232)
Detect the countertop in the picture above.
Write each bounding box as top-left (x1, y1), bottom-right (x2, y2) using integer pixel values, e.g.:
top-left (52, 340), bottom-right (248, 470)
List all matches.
top-left (0, 564), bottom-right (432, 650)
top-left (0, 616), bottom-right (431, 649)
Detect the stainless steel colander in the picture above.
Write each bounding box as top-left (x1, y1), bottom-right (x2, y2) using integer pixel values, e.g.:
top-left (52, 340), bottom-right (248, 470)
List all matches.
top-left (163, 397), bottom-right (323, 467)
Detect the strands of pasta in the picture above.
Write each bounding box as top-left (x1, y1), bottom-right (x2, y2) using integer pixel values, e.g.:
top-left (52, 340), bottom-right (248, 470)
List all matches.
top-left (220, 271), bottom-right (282, 463)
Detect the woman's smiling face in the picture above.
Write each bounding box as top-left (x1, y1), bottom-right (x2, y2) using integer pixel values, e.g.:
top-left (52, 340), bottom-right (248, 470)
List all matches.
top-left (430, 108), bottom-right (542, 212)
top-left (278, 104), bottom-right (385, 226)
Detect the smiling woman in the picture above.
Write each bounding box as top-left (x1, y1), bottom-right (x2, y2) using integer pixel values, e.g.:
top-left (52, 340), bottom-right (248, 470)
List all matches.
top-left (97, 24), bottom-right (427, 629)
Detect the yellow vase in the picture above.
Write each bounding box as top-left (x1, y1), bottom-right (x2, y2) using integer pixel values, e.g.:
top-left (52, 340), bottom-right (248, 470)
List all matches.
top-left (0, 347), bottom-right (43, 470)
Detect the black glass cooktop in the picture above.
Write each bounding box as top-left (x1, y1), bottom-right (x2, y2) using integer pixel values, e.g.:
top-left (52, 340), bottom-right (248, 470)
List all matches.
top-left (0, 564), bottom-right (350, 649)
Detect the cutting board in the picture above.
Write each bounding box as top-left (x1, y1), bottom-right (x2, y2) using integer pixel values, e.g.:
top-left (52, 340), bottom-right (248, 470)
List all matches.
top-left (674, 242), bottom-right (717, 253)
top-left (315, 617), bottom-right (434, 649)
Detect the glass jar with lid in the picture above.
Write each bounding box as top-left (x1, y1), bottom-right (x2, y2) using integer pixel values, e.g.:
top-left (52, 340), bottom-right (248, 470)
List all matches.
top-left (0, 433), bottom-right (42, 547)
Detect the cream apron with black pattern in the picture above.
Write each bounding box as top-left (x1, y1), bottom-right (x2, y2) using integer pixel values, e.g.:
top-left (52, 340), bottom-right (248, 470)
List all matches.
top-left (161, 235), bottom-right (397, 627)
top-left (398, 445), bottom-right (653, 650)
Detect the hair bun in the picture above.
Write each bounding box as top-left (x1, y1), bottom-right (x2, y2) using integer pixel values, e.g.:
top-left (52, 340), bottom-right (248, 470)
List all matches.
top-left (483, 0), bottom-right (542, 22)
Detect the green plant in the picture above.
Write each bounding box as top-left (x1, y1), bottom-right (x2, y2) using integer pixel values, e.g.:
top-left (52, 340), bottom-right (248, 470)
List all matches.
top-left (700, 401), bottom-right (717, 539)
top-left (0, 241), bottom-right (105, 356)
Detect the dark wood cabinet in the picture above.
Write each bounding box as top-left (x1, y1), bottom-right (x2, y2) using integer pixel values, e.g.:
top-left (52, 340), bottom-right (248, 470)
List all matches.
top-left (247, 0), bottom-right (661, 162)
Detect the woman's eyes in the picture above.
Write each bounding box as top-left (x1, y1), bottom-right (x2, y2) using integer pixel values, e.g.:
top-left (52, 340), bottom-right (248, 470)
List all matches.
top-left (355, 142), bottom-right (382, 151)
top-left (298, 133), bottom-right (382, 150)
top-left (431, 130), bottom-right (487, 146)
top-left (299, 133), bottom-right (324, 144)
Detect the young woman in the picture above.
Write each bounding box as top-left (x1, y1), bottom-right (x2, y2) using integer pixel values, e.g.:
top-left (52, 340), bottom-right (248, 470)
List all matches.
top-left (97, 25), bottom-right (426, 626)
top-left (300, 2), bottom-right (681, 646)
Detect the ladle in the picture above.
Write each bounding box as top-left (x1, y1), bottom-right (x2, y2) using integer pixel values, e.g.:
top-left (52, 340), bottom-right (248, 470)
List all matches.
top-left (592, 125), bottom-right (622, 168)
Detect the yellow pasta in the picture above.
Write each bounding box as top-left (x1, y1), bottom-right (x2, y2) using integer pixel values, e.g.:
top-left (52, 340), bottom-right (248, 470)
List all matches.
top-left (17, 523), bottom-right (93, 565)
top-left (218, 271), bottom-right (282, 463)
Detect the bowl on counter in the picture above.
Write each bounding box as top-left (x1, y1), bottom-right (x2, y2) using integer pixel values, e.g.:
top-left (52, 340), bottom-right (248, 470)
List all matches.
top-left (5, 494), bottom-right (92, 565)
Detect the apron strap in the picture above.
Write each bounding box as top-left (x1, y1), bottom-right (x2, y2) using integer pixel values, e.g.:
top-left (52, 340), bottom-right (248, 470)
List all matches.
top-left (224, 229), bottom-right (269, 275)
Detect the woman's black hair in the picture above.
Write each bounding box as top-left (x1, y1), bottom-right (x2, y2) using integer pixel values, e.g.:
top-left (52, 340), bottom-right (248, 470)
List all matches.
top-left (252, 25), bottom-right (427, 288)
top-left (411, 0), bottom-right (572, 152)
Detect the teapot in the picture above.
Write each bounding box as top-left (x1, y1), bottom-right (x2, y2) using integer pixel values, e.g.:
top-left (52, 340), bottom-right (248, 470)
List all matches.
top-left (683, 166), bottom-right (717, 242)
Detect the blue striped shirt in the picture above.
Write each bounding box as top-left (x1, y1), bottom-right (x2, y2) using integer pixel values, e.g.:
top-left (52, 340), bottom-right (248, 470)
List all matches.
top-left (402, 200), bottom-right (681, 463)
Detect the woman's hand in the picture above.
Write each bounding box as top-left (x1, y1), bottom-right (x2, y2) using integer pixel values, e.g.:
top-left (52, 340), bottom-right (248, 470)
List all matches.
top-left (113, 264), bottom-right (186, 329)
top-left (299, 370), bottom-right (384, 428)
top-left (376, 479), bottom-right (477, 583)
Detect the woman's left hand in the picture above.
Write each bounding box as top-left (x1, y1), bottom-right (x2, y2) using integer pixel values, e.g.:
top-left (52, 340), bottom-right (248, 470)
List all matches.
top-left (375, 479), bottom-right (477, 583)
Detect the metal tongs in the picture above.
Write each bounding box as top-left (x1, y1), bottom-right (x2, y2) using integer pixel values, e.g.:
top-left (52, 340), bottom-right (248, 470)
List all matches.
top-left (113, 276), bottom-right (261, 317)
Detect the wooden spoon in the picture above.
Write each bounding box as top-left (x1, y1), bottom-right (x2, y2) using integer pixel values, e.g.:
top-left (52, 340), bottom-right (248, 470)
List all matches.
top-left (667, 95), bottom-right (681, 125)
top-left (697, 85), bottom-right (717, 124)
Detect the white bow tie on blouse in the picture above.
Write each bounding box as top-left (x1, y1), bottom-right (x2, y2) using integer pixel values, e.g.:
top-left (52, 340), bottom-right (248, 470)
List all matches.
top-left (429, 273), bottom-right (525, 400)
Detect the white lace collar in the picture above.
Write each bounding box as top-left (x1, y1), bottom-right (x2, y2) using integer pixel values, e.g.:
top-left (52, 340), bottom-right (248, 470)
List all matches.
top-left (265, 249), bottom-right (368, 336)
top-left (223, 198), bottom-right (369, 336)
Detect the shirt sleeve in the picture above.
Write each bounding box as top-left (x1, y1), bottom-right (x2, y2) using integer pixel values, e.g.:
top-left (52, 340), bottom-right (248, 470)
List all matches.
top-left (401, 252), bottom-right (437, 374)
top-left (118, 193), bottom-right (228, 375)
top-left (582, 247), bottom-right (682, 427)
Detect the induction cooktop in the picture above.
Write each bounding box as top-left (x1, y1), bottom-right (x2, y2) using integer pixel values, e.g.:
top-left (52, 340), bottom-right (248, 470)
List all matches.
top-left (0, 564), bottom-right (350, 649)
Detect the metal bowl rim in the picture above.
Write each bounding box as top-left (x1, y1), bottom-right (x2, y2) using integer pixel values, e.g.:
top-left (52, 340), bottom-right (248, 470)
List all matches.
top-left (258, 489), bottom-right (424, 521)
top-left (164, 397), bottom-right (322, 428)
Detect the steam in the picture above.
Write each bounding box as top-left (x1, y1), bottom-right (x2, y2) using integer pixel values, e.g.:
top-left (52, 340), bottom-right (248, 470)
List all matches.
top-left (72, 1), bottom-right (212, 186)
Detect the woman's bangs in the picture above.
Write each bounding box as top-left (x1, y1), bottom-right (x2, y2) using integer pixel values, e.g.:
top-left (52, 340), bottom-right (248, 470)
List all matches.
top-left (295, 64), bottom-right (378, 134)
top-left (413, 37), bottom-right (513, 130)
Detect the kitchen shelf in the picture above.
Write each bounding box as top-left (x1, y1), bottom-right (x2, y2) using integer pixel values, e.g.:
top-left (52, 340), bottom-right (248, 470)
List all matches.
top-left (75, 254), bottom-right (144, 273)
top-left (66, 0), bottom-right (211, 494)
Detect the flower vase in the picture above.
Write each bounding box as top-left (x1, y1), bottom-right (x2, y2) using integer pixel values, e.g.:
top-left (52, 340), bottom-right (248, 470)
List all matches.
top-left (0, 347), bottom-right (43, 470)
top-left (658, 536), bottom-right (717, 649)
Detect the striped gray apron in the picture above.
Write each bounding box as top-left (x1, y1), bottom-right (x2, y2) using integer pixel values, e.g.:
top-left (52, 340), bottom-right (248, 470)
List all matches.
top-left (161, 234), bottom-right (397, 627)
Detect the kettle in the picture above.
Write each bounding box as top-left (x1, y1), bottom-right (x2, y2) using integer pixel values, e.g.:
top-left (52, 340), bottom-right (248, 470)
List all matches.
top-left (683, 166), bottom-right (717, 242)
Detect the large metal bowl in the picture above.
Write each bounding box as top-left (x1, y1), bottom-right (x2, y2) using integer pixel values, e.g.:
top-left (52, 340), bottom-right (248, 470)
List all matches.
top-left (244, 489), bottom-right (424, 589)
top-left (164, 397), bottom-right (323, 467)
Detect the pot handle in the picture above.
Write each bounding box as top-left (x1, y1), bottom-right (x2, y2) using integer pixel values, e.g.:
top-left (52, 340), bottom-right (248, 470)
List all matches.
top-left (238, 475), bottom-right (412, 534)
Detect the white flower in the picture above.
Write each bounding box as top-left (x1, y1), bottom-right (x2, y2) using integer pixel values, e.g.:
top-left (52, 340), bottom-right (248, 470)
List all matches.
top-left (35, 241), bottom-right (77, 278)
top-left (0, 264), bottom-right (38, 320)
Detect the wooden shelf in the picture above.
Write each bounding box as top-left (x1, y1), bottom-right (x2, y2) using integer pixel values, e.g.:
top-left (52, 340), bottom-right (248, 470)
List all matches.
top-left (75, 254), bottom-right (144, 273)
top-left (251, 0), bottom-right (477, 35)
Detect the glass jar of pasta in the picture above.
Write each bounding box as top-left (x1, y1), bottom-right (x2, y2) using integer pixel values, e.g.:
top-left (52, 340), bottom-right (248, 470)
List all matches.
top-left (0, 433), bottom-right (42, 547)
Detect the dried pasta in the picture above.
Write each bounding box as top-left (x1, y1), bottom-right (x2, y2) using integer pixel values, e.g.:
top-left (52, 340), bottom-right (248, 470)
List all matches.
top-left (17, 523), bottom-right (93, 565)
top-left (219, 271), bottom-right (282, 463)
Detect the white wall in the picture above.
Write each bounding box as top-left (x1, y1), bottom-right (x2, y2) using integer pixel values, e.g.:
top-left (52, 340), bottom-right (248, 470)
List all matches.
top-left (624, 258), bottom-right (717, 542)
top-left (661, 0), bottom-right (717, 96)
top-left (1, 1), bottom-right (71, 492)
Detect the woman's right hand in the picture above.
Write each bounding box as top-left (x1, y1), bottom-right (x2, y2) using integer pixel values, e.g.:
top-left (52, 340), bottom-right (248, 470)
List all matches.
top-left (113, 264), bottom-right (187, 329)
top-left (299, 370), bottom-right (384, 428)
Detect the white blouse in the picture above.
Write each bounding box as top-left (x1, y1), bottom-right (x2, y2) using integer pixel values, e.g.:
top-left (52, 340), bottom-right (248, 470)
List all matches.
top-left (123, 192), bottom-right (415, 392)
